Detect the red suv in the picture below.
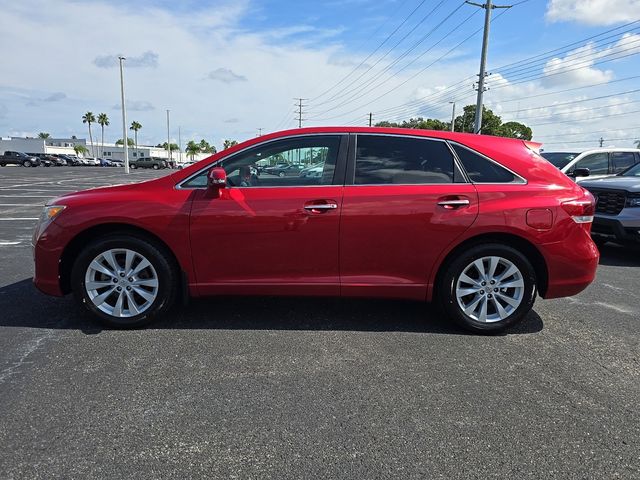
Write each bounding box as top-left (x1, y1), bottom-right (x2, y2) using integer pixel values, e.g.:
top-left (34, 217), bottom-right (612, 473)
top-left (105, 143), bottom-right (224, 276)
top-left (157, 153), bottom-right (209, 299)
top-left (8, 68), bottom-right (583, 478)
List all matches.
top-left (32, 127), bottom-right (599, 333)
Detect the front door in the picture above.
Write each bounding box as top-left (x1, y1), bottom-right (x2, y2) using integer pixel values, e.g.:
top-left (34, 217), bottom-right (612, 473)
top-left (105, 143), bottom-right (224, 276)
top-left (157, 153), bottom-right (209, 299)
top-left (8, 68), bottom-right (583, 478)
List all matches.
top-left (188, 134), bottom-right (348, 296)
top-left (340, 134), bottom-right (479, 300)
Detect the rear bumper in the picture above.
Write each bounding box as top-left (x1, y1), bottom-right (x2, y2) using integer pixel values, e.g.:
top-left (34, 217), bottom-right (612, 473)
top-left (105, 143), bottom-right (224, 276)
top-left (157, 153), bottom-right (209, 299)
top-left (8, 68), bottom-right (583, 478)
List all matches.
top-left (538, 229), bottom-right (599, 299)
top-left (591, 213), bottom-right (640, 243)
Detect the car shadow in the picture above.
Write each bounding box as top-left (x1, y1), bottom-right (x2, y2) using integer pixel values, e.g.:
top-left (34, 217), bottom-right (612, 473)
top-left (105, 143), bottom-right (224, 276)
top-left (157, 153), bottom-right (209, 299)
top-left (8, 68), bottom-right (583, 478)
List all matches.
top-left (0, 278), bottom-right (544, 336)
top-left (598, 243), bottom-right (640, 267)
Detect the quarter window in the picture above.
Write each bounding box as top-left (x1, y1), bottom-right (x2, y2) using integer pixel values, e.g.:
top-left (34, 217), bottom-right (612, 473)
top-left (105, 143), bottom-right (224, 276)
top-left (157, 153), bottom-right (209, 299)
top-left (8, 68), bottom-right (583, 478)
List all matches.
top-left (354, 135), bottom-right (454, 185)
top-left (451, 144), bottom-right (517, 183)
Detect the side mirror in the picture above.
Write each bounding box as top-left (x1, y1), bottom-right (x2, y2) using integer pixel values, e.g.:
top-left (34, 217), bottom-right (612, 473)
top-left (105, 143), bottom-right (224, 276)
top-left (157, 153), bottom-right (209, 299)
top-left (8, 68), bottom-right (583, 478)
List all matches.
top-left (207, 167), bottom-right (227, 195)
top-left (572, 167), bottom-right (590, 178)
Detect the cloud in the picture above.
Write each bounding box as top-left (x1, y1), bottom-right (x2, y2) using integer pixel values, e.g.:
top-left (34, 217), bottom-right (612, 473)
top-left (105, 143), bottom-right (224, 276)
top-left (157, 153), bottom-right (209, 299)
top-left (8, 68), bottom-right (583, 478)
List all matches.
top-left (223, 118), bottom-right (240, 123)
top-left (546, 0), bottom-right (640, 26)
top-left (111, 100), bottom-right (155, 111)
top-left (26, 91), bottom-right (67, 106)
top-left (93, 50), bottom-right (159, 69)
top-left (207, 68), bottom-right (247, 83)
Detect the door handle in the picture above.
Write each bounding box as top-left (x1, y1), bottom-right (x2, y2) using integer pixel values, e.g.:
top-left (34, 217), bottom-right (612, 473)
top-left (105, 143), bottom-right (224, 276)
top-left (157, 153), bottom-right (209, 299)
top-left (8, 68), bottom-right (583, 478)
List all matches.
top-left (437, 199), bottom-right (470, 209)
top-left (304, 202), bottom-right (338, 213)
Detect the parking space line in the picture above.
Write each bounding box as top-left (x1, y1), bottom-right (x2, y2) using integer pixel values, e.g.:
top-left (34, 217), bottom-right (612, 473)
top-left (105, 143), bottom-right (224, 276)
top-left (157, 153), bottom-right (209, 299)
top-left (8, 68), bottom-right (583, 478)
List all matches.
top-left (0, 218), bottom-right (39, 220)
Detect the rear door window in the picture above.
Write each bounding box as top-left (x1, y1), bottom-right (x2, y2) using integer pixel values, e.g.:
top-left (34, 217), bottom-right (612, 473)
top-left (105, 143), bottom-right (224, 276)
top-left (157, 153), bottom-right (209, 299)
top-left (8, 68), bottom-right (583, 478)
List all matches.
top-left (611, 152), bottom-right (638, 173)
top-left (354, 135), bottom-right (454, 184)
top-left (451, 144), bottom-right (518, 183)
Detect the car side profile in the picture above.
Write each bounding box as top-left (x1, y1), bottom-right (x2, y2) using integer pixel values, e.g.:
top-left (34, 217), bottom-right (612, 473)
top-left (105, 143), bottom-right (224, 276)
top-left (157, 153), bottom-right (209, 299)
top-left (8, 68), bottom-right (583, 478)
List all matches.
top-left (32, 127), bottom-right (599, 333)
top-left (130, 156), bottom-right (168, 170)
top-left (541, 148), bottom-right (640, 181)
top-left (0, 150), bottom-right (41, 167)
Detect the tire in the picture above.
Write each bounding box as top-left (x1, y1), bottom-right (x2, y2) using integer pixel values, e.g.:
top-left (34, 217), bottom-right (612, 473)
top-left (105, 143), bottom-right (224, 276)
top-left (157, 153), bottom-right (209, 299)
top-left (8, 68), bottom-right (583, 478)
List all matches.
top-left (0, 163), bottom-right (5, 167)
top-left (71, 234), bottom-right (178, 328)
top-left (438, 243), bottom-right (537, 333)
top-left (23, 160), bottom-right (32, 167)
top-left (153, 164), bottom-right (159, 170)
top-left (131, 164), bottom-right (137, 169)
top-left (279, 172), bottom-right (285, 177)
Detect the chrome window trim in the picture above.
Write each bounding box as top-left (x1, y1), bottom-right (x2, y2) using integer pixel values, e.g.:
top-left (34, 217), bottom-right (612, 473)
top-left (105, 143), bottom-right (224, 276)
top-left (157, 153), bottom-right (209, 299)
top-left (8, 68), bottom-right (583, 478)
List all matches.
top-left (352, 133), bottom-right (464, 186)
top-left (447, 140), bottom-right (528, 185)
top-left (175, 133), bottom-right (344, 190)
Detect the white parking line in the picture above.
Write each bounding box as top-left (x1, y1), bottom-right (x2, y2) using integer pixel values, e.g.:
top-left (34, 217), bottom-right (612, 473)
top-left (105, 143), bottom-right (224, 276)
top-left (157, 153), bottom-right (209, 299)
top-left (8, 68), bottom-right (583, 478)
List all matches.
top-left (0, 218), bottom-right (39, 220)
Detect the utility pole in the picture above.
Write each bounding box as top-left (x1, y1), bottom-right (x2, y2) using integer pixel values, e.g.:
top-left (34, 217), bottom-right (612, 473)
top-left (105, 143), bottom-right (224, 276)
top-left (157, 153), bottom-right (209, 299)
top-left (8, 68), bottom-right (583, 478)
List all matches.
top-left (466, 0), bottom-right (511, 134)
top-left (449, 102), bottom-right (456, 132)
top-left (178, 126), bottom-right (182, 165)
top-left (118, 56), bottom-right (129, 174)
top-left (166, 109), bottom-right (171, 164)
top-left (257, 128), bottom-right (263, 137)
top-left (295, 98), bottom-right (307, 128)
top-left (599, 137), bottom-right (604, 147)
top-left (368, 112), bottom-right (373, 127)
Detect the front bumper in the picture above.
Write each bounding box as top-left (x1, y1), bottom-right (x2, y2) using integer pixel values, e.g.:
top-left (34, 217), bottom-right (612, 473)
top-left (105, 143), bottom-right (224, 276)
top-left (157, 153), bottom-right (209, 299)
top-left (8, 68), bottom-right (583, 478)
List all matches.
top-left (591, 211), bottom-right (640, 244)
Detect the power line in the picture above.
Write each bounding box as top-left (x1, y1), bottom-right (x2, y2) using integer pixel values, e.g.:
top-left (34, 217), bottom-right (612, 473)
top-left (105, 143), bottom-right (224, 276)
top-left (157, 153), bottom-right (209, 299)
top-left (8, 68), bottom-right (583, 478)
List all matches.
top-left (524, 107), bottom-right (640, 127)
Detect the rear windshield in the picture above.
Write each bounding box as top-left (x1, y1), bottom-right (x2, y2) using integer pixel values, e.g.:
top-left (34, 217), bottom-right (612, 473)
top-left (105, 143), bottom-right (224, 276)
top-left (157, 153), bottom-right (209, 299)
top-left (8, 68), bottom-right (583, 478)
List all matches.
top-left (541, 152), bottom-right (580, 169)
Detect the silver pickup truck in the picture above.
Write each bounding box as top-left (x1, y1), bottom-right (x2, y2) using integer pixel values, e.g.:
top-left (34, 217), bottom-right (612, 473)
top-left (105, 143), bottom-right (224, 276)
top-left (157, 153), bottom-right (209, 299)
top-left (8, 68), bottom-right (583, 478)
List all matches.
top-left (580, 162), bottom-right (640, 246)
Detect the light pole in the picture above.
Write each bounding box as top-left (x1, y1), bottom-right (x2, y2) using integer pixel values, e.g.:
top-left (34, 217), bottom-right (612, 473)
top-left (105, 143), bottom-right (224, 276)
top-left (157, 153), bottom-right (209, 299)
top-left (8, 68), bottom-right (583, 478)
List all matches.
top-left (449, 102), bottom-right (456, 132)
top-left (118, 56), bottom-right (129, 173)
top-left (166, 109), bottom-right (171, 165)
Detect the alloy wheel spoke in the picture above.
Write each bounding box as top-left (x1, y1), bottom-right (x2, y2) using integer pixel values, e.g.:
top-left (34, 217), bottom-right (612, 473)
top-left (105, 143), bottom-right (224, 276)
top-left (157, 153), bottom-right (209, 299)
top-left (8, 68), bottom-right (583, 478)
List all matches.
top-left (112, 291), bottom-right (124, 317)
top-left (492, 297), bottom-right (509, 320)
top-left (130, 258), bottom-right (151, 277)
top-left (459, 273), bottom-right (480, 287)
top-left (102, 250), bottom-right (120, 273)
top-left (499, 279), bottom-right (525, 289)
top-left (132, 286), bottom-right (155, 302)
top-left (125, 290), bottom-right (140, 315)
top-left (496, 292), bottom-right (520, 308)
top-left (487, 257), bottom-right (500, 280)
top-left (458, 287), bottom-right (481, 297)
top-left (124, 250), bottom-right (135, 275)
top-left (130, 278), bottom-right (158, 288)
top-left (473, 259), bottom-right (487, 281)
top-left (464, 295), bottom-right (483, 315)
top-left (86, 280), bottom-right (113, 291)
top-left (497, 264), bottom-right (519, 282)
top-left (92, 287), bottom-right (116, 306)
top-left (90, 260), bottom-right (116, 278)
top-left (477, 296), bottom-right (488, 322)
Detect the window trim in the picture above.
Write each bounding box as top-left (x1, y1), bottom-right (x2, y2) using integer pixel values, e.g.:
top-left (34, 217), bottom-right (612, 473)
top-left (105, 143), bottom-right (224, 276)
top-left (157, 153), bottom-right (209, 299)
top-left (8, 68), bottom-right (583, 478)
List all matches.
top-left (346, 133), bottom-right (467, 187)
top-left (448, 141), bottom-right (527, 185)
top-left (176, 133), bottom-right (349, 190)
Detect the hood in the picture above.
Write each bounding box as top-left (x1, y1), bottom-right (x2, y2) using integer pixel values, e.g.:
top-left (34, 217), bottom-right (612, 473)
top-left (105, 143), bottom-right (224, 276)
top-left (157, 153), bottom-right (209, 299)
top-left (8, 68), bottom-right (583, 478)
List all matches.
top-left (579, 176), bottom-right (640, 192)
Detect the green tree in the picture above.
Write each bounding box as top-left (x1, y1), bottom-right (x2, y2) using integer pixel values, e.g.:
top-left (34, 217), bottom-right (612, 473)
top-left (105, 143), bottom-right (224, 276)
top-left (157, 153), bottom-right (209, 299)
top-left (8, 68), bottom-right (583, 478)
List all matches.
top-left (374, 121), bottom-right (401, 128)
top-left (199, 139), bottom-right (216, 154)
top-left (635, 140), bottom-right (640, 148)
top-left (38, 132), bottom-right (50, 138)
top-left (82, 111), bottom-right (96, 157)
top-left (454, 105), bottom-right (503, 135)
top-left (157, 142), bottom-right (179, 151)
top-left (499, 121), bottom-right (533, 140)
top-left (97, 113), bottom-right (109, 158)
top-left (73, 144), bottom-right (89, 156)
top-left (129, 121), bottom-right (142, 150)
top-left (223, 139), bottom-right (238, 150)
top-left (185, 140), bottom-right (200, 160)
top-left (116, 137), bottom-right (135, 146)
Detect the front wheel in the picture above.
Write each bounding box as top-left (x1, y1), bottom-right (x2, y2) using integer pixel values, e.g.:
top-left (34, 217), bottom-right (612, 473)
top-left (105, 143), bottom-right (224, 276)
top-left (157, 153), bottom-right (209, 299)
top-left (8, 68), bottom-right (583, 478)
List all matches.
top-left (279, 171), bottom-right (285, 177)
top-left (71, 235), bottom-right (178, 328)
top-left (153, 164), bottom-right (159, 170)
top-left (23, 160), bottom-right (32, 167)
top-left (439, 244), bottom-right (537, 333)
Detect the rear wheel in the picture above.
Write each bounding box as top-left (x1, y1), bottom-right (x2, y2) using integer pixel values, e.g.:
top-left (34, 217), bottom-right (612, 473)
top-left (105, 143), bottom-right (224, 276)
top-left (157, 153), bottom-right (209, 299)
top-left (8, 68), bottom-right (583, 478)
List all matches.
top-left (23, 160), bottom-right (32, 167)
top-left (279, 171), bottom-right (285, 177)
top-left (131, 164), bottom-right (137, 169)
top-left (439, 244), bottom-right (537, 333)
top-left (71, 235), bottom-right (178, 328)
top-left (153, 164), bottom-right (159, 170)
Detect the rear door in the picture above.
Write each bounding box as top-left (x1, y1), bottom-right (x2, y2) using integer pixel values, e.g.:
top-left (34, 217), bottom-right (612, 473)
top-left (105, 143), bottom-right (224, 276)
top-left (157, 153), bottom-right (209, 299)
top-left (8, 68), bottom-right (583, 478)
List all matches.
top-left (611, 151), bottom-right (639, 174)
top-left (187, 134), bottom-right (348, 296)
top-left (339, 134), bottom-right (478, 300)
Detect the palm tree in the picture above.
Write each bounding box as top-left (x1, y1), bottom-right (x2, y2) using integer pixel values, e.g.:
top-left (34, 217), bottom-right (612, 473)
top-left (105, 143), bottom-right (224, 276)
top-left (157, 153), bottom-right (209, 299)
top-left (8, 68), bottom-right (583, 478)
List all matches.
top-left (38, 132), bottom-right (50, 139)
top-left (185, 140), bottom-right (200, 160)
top-left (73, 144), bottom-right (89, 156)
top-left (82, 112), bottom-right (96, 158)
top-left (635, 140), bottom-right (640, 148)
top-left (130, 121), bottom-right (142, 152)
top-left (97, 113), bottom-right (109, 158)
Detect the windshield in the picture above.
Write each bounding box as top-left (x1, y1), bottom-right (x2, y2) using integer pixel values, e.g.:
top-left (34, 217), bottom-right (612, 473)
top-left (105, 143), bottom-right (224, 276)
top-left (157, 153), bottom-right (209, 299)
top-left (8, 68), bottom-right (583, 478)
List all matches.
top-left (541, 152), bottom-right (580, 169)
top-left (621, 163), bottom-right (640, 177)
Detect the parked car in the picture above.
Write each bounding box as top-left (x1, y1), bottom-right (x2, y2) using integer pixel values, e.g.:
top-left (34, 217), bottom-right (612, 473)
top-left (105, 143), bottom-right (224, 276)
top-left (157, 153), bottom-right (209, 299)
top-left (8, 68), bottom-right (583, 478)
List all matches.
top-left (32, 127), bottom-right (598, 333)
top-left (29, 153), bottom-right (67, 167)
top-left (109, 159), bottom-right (124, 167)
top-left (265, 163), bottom-right (303, 177)
top-left (580, 162), bottom-right (640, 246)
top-left (541, 148), bottom-right (640, 181)
top-left (82, 157), bottom-right (100, 166)
top-left (0, 150), bottom-right (40, 167)
top-left (98, 158), bottom-right (114, 167)
top-left (177, 161), bottom-right (197, 170)
top-left (130, 156), bottom-right (168, 170)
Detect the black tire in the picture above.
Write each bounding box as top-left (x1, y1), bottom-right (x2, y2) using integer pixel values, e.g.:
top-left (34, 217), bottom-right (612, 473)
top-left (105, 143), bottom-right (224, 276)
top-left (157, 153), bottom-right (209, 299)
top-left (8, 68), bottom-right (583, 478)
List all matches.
top-left (153, 164), bottom-right (159, 170)
top-left (0, 163), bottom-right (5, 167)
top-left (131, 164), bottom-right (137, 169)
top-left (71, 234), bottom-right (178, 328)
top-left (438, 243), bottom-right (537, 334)
top-left (23, 160), bottom-right (32, 167)
top-left (279, 171), bottom-right (285, 177)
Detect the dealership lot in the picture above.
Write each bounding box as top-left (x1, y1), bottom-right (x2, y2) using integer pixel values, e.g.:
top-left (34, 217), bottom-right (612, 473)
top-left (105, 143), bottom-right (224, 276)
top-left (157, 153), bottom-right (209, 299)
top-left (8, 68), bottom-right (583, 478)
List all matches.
top-left (0, 168), bottom-right (638, 478)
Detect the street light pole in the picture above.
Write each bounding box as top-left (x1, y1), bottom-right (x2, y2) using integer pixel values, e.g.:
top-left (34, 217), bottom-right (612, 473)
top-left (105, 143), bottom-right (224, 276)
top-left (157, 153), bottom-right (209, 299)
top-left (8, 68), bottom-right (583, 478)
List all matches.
top-left (118, 56), bottom-right (129, 173)
top-left (166, 109), bottom-right (171, 165)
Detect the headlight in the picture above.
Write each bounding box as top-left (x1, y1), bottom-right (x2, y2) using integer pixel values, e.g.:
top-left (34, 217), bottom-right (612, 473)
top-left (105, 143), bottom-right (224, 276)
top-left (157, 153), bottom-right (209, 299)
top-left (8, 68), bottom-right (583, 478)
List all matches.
top-left (627, 195), bottom-right (640, 208)
top-left (41, 205), bottom-right (66, 222)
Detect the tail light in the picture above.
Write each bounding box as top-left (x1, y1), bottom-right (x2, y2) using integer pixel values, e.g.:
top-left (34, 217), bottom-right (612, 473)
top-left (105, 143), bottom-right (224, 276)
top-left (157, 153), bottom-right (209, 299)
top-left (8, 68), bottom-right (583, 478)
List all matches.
top-left (562, 191), bottom-right (595, 224)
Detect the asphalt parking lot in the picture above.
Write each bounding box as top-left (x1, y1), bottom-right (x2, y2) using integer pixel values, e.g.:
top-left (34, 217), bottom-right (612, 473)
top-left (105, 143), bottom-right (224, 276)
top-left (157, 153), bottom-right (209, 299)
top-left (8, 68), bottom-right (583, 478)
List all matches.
top-left (0, 167), bottom-right (638, 479)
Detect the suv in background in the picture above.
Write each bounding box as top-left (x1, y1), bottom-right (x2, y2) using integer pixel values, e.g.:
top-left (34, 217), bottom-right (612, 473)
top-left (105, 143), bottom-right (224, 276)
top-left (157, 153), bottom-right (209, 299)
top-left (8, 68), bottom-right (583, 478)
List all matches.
top-left (0, 151), bottom-right (40, 167)
top-left (541, 148), bottom-right (640, 182)
top-left (130, 156), bottom-right (168, 170)
top-left (580, 162), bottom-right (640, 246)
top-left (29, 153), bottom-right (67, 166)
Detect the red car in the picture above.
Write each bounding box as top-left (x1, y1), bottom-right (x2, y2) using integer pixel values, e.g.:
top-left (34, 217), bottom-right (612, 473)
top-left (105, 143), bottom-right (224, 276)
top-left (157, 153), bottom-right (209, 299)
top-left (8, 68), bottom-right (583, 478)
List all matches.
top-left (32, 127), bottom-right (599, 333)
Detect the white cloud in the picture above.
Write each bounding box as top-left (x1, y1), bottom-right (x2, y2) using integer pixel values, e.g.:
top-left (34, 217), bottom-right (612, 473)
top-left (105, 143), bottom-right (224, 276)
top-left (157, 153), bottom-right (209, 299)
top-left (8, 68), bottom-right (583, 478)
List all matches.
top-left (546, 0), bottom-right (640, 26)
top-left (94, 51), bottom-right (159, 69)
top-left (207, 68), bottom-right (248, 83)
top-left (111, 100), bottom-right (155, 112)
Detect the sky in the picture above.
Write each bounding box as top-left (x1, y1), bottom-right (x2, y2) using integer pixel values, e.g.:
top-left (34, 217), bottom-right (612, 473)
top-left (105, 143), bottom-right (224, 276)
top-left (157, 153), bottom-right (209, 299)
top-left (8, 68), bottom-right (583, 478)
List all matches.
top-left (0, 0), bottom-right (639, 151)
